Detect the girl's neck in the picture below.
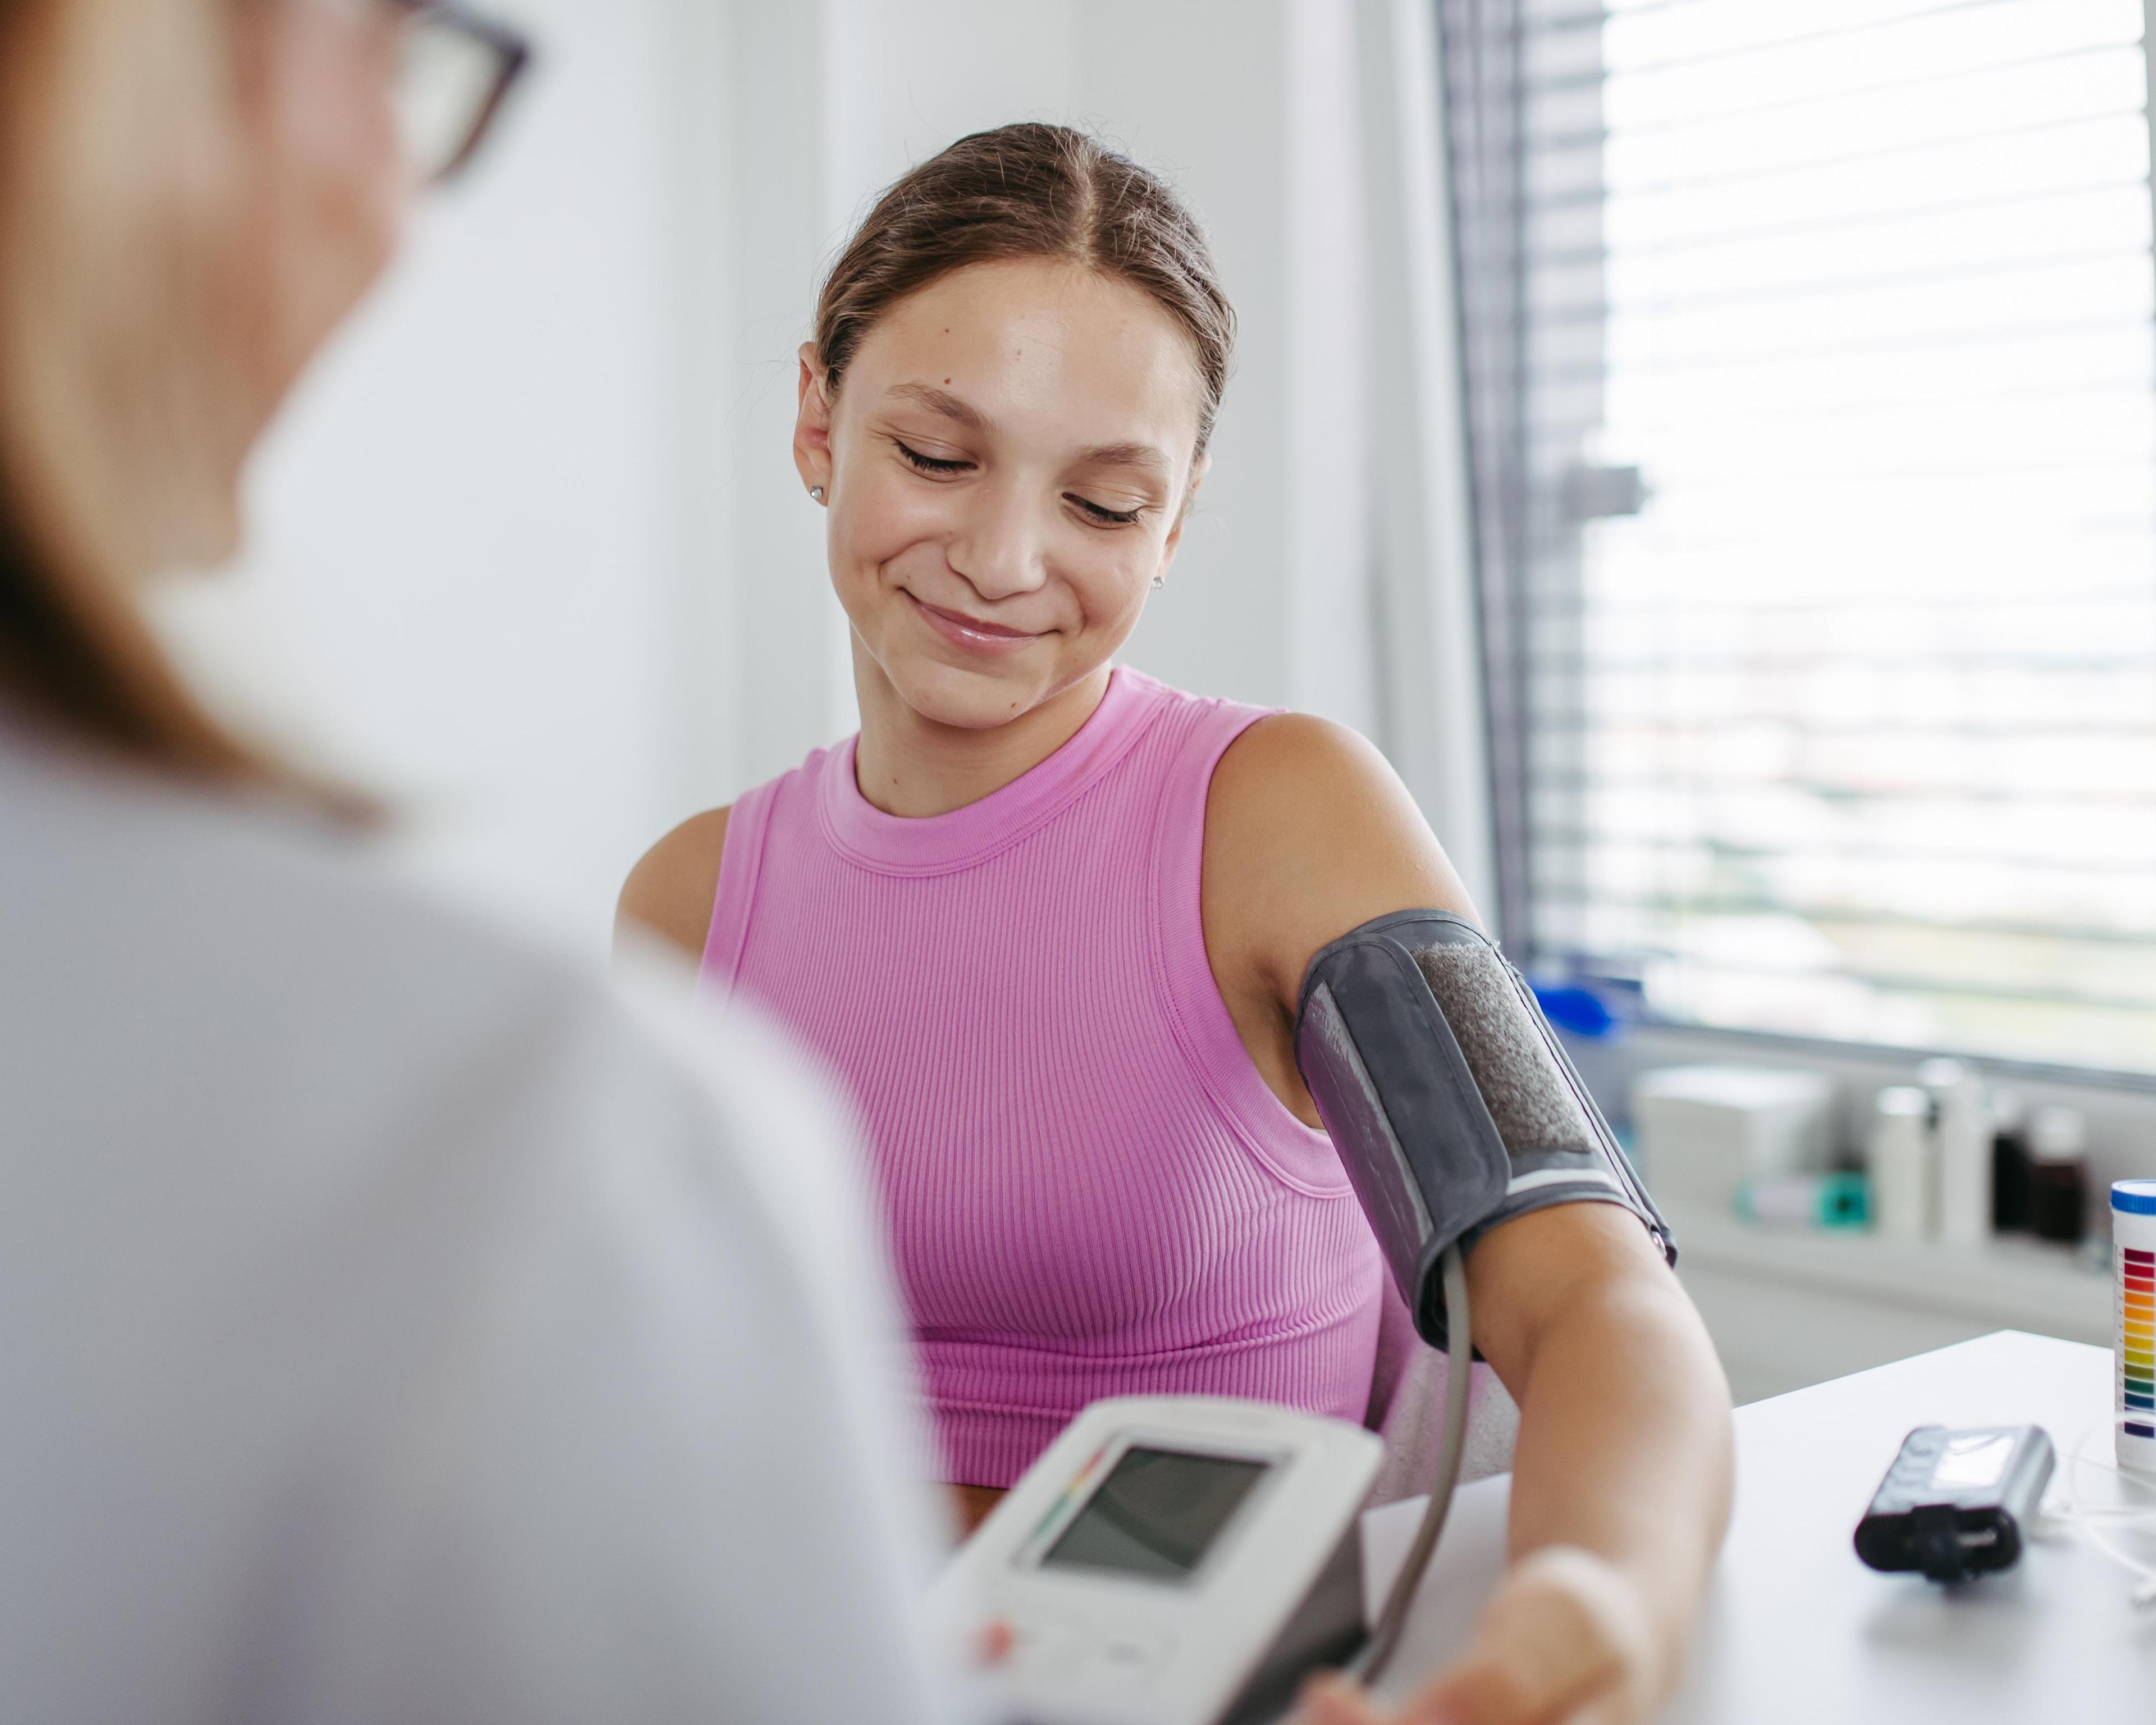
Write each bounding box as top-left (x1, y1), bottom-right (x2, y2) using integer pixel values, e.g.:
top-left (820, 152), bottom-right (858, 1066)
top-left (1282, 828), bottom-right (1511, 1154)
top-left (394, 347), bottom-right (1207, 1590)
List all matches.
top-left (851, 643), bottom-right (1113, 819)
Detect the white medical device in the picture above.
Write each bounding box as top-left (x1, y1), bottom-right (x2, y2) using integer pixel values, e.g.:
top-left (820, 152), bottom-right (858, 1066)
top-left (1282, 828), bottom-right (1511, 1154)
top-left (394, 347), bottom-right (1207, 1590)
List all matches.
top-left (930, 1395), bottom-right (1383, 1725)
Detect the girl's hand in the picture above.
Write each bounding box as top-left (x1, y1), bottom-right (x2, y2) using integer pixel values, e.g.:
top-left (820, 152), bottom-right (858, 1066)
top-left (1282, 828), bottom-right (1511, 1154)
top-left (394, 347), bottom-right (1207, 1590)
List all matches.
top-left (1296, 1546), bottom-right (1662, 1725)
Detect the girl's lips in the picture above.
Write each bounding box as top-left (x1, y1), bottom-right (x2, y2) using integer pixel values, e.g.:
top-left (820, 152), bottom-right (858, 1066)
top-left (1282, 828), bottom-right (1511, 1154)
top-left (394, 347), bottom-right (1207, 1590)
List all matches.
top-left (908, 593), bottom-right (1048, 658)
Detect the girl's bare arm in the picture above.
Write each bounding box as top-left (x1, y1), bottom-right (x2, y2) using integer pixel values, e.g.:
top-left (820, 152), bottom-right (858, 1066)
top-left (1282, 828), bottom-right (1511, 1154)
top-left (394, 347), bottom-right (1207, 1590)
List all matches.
top-left (615, 806), bottom-right (731, 964)
top-left (1203, 715), bottom-right (1732, 1725)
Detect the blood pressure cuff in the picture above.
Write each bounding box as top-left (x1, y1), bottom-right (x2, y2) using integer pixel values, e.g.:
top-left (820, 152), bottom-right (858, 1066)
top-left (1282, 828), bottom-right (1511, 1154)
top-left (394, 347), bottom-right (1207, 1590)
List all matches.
top-left (1294, 909), bottom-right (1674, 1349)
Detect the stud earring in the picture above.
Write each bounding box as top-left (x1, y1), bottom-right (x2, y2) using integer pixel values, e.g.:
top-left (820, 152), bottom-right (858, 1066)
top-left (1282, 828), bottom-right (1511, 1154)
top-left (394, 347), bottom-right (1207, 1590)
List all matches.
top-left (1150, 574), bottom-right (1166, 591)
top-left (810, 486), bottom-right (826, 503)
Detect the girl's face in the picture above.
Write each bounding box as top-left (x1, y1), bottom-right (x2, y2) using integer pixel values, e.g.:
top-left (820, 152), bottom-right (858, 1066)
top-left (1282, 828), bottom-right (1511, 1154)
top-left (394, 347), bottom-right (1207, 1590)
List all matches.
top-left (794, 258), bottom-right (1209, 732)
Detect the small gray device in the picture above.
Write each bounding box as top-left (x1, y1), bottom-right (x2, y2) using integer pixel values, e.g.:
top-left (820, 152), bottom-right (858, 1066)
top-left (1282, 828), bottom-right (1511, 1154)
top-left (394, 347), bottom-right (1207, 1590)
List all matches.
top-left (1854, 1425), bottom-right (2055, 1582)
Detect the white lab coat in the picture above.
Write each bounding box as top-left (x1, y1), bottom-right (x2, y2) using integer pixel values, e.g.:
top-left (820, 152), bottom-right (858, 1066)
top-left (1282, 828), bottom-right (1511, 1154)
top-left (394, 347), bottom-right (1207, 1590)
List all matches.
top-left (0, 718), bottom-right (959, 1723)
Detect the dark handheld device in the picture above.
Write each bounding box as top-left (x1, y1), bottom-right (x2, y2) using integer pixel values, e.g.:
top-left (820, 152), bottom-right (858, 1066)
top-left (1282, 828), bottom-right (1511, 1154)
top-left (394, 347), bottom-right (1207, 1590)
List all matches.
top-left (1854, 1425), bottom-right (2054, 1582)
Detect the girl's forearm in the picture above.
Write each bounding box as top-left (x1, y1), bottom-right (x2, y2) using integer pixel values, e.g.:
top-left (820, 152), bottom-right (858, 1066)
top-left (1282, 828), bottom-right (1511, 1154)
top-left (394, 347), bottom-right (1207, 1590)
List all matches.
top-left (1501, 1271), bottom-right (1734, 1691)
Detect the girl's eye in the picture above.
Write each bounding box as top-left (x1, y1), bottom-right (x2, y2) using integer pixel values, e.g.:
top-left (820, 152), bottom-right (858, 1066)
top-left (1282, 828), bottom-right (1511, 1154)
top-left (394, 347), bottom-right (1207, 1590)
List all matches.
top-left (1068, 494), bottom-right (1144, 527)
top-left (893, 438), bottom-right (972, 476)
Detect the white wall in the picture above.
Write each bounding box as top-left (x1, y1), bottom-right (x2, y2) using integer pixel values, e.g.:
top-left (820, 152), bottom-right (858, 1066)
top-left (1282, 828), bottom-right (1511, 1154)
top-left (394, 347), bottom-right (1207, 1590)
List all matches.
top-left (158, 0), bottom-right (719, 950)
top-left (155, 0), bottom-right (1492, 955)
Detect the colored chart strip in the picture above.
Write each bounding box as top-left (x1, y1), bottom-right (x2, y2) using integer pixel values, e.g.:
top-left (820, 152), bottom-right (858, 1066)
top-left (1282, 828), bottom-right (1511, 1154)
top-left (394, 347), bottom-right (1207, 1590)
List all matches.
top-left (2124, 1245), bottom-right (2154, 1409)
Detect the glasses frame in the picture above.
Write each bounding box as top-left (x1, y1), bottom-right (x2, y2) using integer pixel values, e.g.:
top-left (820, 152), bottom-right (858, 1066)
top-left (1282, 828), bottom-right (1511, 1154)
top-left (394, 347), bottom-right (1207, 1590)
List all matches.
top-left (391, 0), bottom-right (533, 184)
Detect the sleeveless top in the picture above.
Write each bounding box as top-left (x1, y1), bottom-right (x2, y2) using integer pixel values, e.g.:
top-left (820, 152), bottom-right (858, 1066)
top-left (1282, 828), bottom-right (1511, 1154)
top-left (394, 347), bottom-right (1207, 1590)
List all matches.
top-left (700, 668), bottom-right (1386, 1487)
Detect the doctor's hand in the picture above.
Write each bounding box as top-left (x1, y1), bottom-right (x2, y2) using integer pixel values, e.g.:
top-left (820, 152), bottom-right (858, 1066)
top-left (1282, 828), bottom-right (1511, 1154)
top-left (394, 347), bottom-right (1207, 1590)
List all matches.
top-left (1296, 1546), bottom-right (1660, 1725)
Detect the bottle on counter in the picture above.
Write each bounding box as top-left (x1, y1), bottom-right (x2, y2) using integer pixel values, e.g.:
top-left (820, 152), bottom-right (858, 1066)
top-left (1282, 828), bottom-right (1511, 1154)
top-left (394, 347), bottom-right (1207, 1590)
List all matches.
top-left (1870, 1085), bottom-right (1936, 1242)
top-left (2112, 1180), bottom-right (2156, 1477)
top-left (1921, 1058), bottom-right (1993, 1247)
top-left (1990, 1088), bottom-right (2033, 1234)
top-left (2029, 1105), bottom-right (2090, 1245)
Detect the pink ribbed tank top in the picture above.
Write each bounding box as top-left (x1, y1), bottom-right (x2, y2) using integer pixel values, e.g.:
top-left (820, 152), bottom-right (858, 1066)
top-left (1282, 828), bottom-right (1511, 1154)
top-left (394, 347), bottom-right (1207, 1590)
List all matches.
top-left (701, 668), bottom-right (1385, 1487)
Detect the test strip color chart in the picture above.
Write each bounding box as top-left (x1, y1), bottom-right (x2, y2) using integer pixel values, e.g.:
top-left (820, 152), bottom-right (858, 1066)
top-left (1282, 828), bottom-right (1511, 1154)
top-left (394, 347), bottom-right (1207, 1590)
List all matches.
top-left (2123, 1245), bottom-right (2154, 1439)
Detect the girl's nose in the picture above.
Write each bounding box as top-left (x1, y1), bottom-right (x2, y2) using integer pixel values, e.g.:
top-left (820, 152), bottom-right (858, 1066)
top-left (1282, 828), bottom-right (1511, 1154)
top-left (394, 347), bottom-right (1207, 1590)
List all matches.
top-left (947, 482), bottom-right (1049, 603)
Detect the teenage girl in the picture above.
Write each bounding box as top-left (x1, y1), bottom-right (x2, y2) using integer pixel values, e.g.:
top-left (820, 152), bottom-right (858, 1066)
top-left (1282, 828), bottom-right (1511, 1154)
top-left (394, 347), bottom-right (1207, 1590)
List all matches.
top-left (623, 124), bottom-right (1732, 1725)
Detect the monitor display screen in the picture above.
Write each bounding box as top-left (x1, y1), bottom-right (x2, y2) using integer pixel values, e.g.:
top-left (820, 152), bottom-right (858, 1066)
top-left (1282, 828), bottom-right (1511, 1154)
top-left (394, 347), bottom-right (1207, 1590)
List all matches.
top-left (1040, 1447), bottom-right (1269, 1582)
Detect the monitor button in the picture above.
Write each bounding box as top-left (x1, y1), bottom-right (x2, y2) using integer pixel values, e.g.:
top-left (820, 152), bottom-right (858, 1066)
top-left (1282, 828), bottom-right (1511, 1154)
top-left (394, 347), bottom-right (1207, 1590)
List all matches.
top-left (1008, 1616), bottom-right (1088, 1682)
top-left (1090, 1627), bottom-right (1173, 1686)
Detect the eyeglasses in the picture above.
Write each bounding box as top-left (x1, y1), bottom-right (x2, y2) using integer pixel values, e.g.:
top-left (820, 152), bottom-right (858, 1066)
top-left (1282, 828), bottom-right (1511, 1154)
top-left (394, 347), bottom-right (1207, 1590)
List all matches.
top-left (389, 1), bottom-right (532, 184)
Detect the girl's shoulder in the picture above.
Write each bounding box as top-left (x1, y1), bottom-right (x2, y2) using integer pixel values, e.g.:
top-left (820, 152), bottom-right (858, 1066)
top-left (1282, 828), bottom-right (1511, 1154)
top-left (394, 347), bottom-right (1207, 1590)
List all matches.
top-left (616, 805), bottom-right (732, 964)
top-left (1202, 711), bottom-right (1482, 1006)
top-left (1204, 710), bottom-right (1423, 871)
top-left (614, 737), bottom-right (843, 967)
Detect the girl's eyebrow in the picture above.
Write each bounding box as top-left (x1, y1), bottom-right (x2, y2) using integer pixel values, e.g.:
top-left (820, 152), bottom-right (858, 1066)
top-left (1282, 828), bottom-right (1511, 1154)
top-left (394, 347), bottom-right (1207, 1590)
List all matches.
top-left (887, 381), bottom-right (988, 430)
top-left (1079, 442), bottom-right (1171, 481)
top-left (885, 381), bottom-right (1171, 481)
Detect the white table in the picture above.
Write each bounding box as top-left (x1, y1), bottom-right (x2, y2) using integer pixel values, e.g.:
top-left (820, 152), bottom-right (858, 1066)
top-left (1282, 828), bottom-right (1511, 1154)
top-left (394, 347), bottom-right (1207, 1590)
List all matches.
top-left (1365, 1331), bottom-right (2156, 1721)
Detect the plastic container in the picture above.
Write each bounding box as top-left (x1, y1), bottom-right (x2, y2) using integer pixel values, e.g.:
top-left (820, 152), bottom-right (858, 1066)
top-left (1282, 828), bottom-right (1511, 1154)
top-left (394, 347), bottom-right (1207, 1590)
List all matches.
top-left (1990, 1089), bottom-right (2032, 1233)
top-left (2114, 1180), bottom-right (2156, 1476)
top-left (1869, 1087), bottom-right (1935, 1242)
top-left (1631, 1065), bottom-right (1834, 1214)
top-left (1928, 1063), bottom-right (1993, 1246)
top-left (2030, 1106), bottom-right (2089, 1245)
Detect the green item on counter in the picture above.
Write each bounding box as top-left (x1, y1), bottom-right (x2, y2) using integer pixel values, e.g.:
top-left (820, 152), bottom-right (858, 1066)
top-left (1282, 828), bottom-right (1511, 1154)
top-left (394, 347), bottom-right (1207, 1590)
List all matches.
top-left (1737, 1171), bottom-right (1871, 1230)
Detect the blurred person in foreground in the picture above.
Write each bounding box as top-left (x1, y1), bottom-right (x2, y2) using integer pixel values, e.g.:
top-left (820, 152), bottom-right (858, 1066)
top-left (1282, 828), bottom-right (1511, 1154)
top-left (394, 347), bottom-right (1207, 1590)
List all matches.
top-left (0, 2), bottom-right (960, 1720)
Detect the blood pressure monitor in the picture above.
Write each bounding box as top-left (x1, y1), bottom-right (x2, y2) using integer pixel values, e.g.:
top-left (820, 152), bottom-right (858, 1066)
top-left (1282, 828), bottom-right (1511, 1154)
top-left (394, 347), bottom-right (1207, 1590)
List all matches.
top-left (929, 1396), bottom-right (1383, 1725)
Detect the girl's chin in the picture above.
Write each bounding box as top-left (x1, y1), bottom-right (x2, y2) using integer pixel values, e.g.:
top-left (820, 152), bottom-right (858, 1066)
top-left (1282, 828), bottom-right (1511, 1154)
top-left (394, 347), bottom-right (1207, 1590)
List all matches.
top-left (886, 656), bottom-right (1050, 731)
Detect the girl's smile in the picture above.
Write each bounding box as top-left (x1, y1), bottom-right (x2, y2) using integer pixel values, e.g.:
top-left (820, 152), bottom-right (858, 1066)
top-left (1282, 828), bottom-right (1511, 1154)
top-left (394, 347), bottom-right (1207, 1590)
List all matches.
top-left (904, 592), bottom-right (1050, 658)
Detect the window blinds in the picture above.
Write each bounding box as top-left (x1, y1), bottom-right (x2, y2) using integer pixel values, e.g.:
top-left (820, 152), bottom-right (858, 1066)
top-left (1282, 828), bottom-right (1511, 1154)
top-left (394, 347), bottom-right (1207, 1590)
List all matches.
top-left (1440, 0), bottom-right (2156, 1074)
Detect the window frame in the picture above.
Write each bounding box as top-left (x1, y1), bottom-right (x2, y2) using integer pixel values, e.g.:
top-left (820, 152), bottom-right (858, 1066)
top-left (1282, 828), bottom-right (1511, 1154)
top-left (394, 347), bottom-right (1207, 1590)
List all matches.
top-left (1436, 0), bottom-right (2156, 1091)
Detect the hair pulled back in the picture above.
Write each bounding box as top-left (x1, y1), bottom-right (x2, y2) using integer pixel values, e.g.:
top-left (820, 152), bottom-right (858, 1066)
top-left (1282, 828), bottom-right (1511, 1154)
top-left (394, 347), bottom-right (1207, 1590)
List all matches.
top-left (815, 123), bottom-right (1236, 455)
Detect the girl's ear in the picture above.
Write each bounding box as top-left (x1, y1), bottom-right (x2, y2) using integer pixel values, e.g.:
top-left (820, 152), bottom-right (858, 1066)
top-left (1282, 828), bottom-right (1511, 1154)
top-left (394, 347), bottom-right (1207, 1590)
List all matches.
top-left (1157, 449), bottom-right (1211, 575)
top-left (793, 344), bottom-right (835, 496)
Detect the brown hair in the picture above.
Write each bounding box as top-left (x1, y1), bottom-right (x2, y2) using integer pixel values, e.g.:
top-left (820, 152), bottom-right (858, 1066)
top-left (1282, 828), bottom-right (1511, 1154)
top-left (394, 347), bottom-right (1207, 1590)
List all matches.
top-left (815, 122), bottom-right (1236, 455)
top-left (0, 0), bottom-right (275, 796)
top-left (0, 494), bottom-right (271, 786)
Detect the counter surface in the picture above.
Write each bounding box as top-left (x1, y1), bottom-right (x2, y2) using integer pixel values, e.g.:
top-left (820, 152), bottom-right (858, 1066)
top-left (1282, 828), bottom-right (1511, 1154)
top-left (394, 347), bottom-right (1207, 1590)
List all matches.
top-left (1364, 1330), bottom-right (2156, 1722)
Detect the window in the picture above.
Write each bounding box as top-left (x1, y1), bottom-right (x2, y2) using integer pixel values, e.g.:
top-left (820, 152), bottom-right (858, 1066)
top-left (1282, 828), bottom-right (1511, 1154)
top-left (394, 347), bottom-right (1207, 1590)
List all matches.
top-left (1442, 0), bottom-right (2156, 1075)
